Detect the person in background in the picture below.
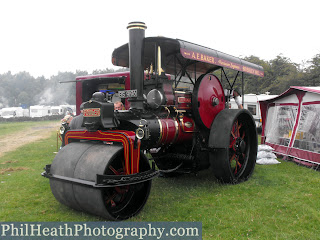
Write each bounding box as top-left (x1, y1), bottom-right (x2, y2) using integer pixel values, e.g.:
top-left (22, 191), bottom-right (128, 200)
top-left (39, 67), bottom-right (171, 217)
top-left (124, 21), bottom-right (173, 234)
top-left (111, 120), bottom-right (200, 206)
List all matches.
top-left (61, 111), bottom-right (73, 124)
top-left (59, 110), bottom-right (74, 149)
top-left (114, 101), bottom-right (125, 110)
top-left (233, 89), bottom-right (243, 109)
top-left (69, 103), bottom-right (85, 130)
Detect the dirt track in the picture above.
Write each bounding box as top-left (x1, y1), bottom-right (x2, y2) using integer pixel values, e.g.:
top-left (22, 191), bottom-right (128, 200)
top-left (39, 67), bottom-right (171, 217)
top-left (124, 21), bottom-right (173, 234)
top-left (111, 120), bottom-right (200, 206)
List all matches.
top-left (0, 122), bottom-right (60, 158)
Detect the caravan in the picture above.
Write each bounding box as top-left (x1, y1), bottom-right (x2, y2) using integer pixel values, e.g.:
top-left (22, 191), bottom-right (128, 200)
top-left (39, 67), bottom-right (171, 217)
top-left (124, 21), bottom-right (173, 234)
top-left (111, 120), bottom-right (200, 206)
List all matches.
top-left (29, 105), bottom-right (51, 118)
top-left (230, 93), bottom-right (277, 130)
top-left (51, 106), bottom-right (64, 115)
top-left (51, 105), bottom-right (76, 116)
top-left (1, 107), bottom-right (29, 118)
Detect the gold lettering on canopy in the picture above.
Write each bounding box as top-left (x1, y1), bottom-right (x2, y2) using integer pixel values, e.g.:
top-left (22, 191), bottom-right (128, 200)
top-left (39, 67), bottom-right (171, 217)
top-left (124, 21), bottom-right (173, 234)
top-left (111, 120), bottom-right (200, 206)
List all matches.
top-left (182, 49), bottom-right (215, 65)
top-left (243, 66), bottom-right (264, 77)
top-left (180, 48), bottom-right (264, 77)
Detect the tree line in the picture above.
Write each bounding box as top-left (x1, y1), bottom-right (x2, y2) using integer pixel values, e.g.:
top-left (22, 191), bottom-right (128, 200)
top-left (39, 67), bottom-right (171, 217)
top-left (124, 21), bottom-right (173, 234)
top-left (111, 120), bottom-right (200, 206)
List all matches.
top-left (240, 54), bottom-right (320, 95)
top-left (0, 54), bottom-right (319, 108)
top-left (0, 68), bottom-right (126, 108)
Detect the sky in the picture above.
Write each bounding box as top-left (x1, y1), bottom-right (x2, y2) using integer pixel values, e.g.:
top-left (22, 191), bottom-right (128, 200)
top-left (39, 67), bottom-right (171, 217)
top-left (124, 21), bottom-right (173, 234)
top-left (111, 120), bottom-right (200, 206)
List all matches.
top-left (0, 0), bottom-right (319, 78)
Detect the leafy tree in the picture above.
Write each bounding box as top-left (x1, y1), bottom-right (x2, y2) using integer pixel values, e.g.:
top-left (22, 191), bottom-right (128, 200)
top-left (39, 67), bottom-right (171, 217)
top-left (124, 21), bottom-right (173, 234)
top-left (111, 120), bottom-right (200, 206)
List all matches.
top-left (243, 56), bottom-right (270, 94)
top-left (17, 91), bottom-right (31, 105)
top-left (265, 55), bottom-right (297, 94)
top-left (306, 54), bottom-right (320, 86)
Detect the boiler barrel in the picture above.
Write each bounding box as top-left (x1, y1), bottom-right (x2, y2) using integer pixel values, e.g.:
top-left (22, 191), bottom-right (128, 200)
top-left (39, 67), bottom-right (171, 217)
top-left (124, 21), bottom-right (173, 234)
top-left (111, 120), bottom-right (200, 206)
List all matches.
top-left (49, 142), bottom-right (151, 220)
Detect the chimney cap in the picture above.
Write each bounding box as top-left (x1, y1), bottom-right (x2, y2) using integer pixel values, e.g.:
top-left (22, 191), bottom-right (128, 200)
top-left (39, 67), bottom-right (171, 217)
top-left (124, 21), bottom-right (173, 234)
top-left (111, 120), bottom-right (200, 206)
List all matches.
top-left (127, 21), bottom-right (147, 30)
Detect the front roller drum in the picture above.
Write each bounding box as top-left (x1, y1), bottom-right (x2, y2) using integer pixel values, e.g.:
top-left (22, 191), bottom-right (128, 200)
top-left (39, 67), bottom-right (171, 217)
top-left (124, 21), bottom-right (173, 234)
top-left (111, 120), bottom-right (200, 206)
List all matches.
top-left (49, 142), bottom-right (151, 220)
top-left (209, 109), bottom-right (258, 183)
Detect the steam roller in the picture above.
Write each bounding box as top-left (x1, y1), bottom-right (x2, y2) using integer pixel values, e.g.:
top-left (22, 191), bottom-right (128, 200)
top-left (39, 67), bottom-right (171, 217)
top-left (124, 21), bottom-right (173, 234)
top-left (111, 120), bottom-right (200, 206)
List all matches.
top-left (42, 21), bottom-right (265, 220)
top-left (49, 142), bottom-right (152, 220)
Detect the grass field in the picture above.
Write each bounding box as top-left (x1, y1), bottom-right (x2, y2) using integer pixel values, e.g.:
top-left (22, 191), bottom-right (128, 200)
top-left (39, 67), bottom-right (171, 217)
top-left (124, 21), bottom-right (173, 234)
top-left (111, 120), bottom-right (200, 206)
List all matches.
top-left (1, 121), bottom-right (320, 239)
top-left (0, 120), bottom-right (57, 137)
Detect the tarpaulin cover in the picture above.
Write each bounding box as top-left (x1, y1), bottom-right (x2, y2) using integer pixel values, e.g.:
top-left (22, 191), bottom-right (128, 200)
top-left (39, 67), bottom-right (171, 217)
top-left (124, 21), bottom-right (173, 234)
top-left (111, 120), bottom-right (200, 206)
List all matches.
top-left (260, 86), bottom-right (320, 166)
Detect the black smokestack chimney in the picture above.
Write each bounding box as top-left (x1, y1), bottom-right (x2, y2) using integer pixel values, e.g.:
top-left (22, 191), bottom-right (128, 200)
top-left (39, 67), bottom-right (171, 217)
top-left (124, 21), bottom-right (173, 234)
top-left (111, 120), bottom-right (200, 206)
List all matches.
top-left (127, 21), bottom-right (147, 110)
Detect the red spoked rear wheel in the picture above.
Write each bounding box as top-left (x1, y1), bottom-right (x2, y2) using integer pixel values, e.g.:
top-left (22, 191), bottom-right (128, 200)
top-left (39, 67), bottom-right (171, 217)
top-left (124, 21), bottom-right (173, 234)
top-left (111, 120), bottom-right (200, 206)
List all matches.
top-left (209, 109), bottom-right (257, 183)
top-left (229, 120), bottom-right (248, 177)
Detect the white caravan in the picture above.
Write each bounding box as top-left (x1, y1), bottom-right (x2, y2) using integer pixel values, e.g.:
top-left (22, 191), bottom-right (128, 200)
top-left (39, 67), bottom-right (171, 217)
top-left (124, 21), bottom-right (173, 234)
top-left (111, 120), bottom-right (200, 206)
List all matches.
top-left (1, 107), bottom-right (29, 118)
top-left (51, 105), bottom-right (76, 116)
top-left (230, 93), bottom-right (277, 129)
top-left (51, 106), bottom-right (64, 115)
top-left (30, 105), bottom-right (52, 118)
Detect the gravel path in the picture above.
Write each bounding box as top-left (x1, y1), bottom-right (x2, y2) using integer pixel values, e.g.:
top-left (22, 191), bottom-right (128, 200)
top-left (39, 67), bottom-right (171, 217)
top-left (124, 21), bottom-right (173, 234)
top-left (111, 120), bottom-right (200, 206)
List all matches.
top-left (0, 122), bottom-right (60, 158)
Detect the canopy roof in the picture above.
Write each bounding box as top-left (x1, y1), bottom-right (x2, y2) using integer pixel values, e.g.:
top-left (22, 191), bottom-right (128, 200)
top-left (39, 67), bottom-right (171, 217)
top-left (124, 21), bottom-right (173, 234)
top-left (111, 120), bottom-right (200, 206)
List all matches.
top-left (112, 37), bottom-right (264, 77)
top-left (260, 86), bottom-right (320, 104)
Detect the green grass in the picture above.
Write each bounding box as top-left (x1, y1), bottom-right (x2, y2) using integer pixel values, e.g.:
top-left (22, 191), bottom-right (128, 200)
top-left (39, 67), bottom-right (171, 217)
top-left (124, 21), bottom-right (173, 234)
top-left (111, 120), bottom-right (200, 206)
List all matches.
top-left (1, 123), bottom-right (320, 239)
top-left (0, 120), bottom-right (57, 137)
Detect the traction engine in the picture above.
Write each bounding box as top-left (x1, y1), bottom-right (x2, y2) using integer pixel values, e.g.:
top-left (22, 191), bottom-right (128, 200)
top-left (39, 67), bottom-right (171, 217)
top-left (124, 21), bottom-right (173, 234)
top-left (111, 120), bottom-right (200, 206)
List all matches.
top-left (42, 22), bottom-right (264, 220)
